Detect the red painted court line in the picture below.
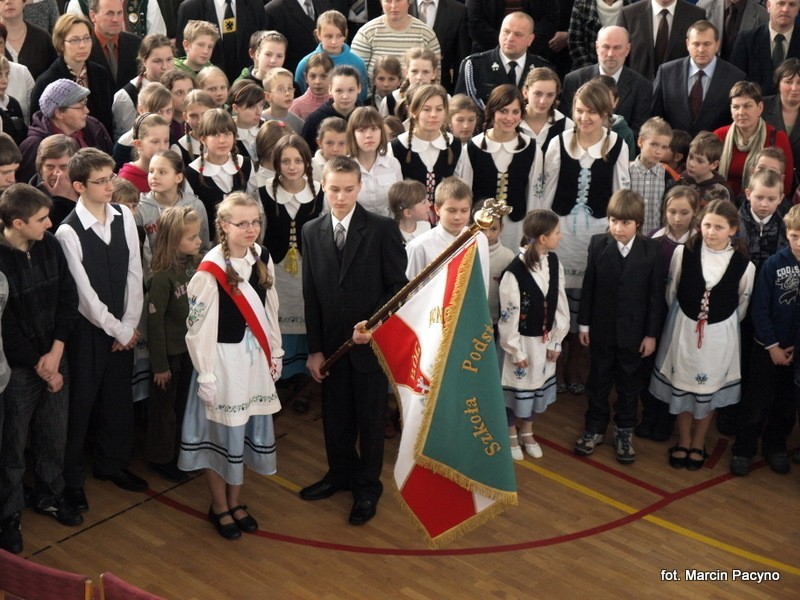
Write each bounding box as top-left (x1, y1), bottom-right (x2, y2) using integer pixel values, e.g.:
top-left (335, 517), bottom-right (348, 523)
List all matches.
top-left (704, 438), bottom-right (728, 469)
top-left (538, 436), bottom-right (671, 497)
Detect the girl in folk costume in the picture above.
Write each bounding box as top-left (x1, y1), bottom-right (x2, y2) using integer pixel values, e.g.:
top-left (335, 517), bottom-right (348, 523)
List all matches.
top-left (162, 70), bottom-right (195, 146)
top-left (112, 82), bottom-right (173, 169)
top-left (144, 206), bottom-right (202, 483)
top-left (255, 120), bottom-right (292, 184)
top-left (367, 54), bottom-right (402, 110)
top-left (171, 89), bottom-right (215, 166)
top-left (521, 68), bottom-right (573, 153)
top-left (197, 66), bottom-right (229, 108)
top-left (229, 80), bottom-right (266, 163)
top-left (650, 200), bottom-right (755, 470)
top-left (118, 113), bottom-right (171, 193)
top-left (535, 80), bottom-right (630, 396)
top-left (178, 192), bottom-right (283, 540)
top-left (112, 34), bottom-right (175, 139)
top-left (448, 94), bottom-right (481, 146)
top-left (391, 84), bottom-right (462, 225)
top-left (455, 84), bottom-right (539, 250)
top-left (379, 47), bottom-right (439, 118)
top-left (345, 106), bottom-right (402, 218)
top-left (258, 134), bottom-right (324, 380)
top-left (500, 210), bottom-right (568, 460)
top-left (184, 108), bottom-right (258, 227)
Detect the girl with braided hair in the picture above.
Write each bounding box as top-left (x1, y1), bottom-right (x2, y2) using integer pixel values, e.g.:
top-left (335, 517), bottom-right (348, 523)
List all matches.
top-left (183, 108), bottom-right (258, 228)
top-left (179, 192), bottom-right (283, 540)
top-left (455, 83), bottom-right (538, 250)
top-left (170, 89), bottom-right (214, 166)
top-left (391, 84), bottom-right (461, 225)
top-left (258, 134), bottom-right (323, 387)
top-left (378, 47), bottom-right (438, 118)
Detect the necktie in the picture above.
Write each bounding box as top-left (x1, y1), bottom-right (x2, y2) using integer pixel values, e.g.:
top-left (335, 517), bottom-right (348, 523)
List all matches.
top-left (334, 223), bottom-right (346, 256)
top-left (507, 60), bottom-right (518, 85)
top-left (223, 0), bottom-right (237, 66)
top-left (106, 39), bottom-right (118, 81)
top-left (304, 0), bottom-right (314, 20)
top-left (419, 0), bottom-right (433, 25)
top-left (654, 9), bottom-right (669, 65)
top-left (689, 69), bottom-right (705, 121)
top-left (773, 33), bottom-right (786, 69)
top-left (723, 3), bottom-right (739, 57)
top-left (620, 245), bottom-right (629, 258)
top-left (351, 0), bottom-right (366, 19)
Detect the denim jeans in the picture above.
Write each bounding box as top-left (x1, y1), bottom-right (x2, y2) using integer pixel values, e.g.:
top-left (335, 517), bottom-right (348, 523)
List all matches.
top-left (0, 362), bottom-right (69, 519)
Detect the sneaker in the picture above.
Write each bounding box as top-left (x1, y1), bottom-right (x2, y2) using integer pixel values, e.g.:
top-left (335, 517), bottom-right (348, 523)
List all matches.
top-left (729, 455), bottom-right (750, 477)
top-left (0, 516), bottom-right (22, 554)
top-left (767, 453), bottom-right (790, 474)
top-left (34, 496), bottom-right (84, 526)
top-left (614, 428), bottom-right (636, 464)
top-left (574, 432), bottom-right (604, 456)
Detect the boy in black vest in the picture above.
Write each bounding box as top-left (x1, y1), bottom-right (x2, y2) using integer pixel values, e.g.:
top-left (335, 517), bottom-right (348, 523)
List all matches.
top-left (55, 148), bottom-right (147, 513)
top-left (576, 190), bottom-right (665, 464)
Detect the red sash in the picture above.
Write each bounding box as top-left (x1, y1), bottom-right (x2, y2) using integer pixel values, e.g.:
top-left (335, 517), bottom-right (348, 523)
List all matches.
top-left (198, 261), bottom-right (273, 364)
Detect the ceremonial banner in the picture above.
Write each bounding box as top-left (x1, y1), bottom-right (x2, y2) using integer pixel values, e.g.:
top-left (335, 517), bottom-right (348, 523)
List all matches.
top-left (372, 240), bottom-right (517, 547)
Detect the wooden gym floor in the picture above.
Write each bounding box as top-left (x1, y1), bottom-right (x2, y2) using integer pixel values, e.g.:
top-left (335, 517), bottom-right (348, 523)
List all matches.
top-left (15, 384), bottom-right (800, 599)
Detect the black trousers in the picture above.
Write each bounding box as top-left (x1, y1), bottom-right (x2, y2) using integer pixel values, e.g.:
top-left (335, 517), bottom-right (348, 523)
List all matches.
top-left (64, 319), bottom-right (134, 488)
top-left (731, 343), bottom-right (797, 458)
top-left (585, 342), bottom-right (646, 434)
top-left (321, 356), bottom-right (388, 502)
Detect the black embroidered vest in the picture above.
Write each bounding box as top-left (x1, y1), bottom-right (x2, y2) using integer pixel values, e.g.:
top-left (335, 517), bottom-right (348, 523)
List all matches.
top-left (676, 245), bottom-right (749, 324)
top-left (216, 250), bottom-right (269, 343)
top-left (502, 254), bottom-right (559, 335)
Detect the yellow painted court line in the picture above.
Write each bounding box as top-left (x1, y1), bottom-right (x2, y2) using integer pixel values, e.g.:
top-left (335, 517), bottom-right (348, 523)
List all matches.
top-left (518, 460), bottom-right (800, 576)
top-left (268, 474), bottom-right (302, 493)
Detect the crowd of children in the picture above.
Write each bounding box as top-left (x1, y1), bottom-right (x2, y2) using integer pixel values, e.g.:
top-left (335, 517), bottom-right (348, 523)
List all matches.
top-left (0, 7), bottom-right (799, 554)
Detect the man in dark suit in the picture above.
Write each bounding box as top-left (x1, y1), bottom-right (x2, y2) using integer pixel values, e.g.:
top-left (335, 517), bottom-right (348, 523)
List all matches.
top-left (562, 25), bottom-right (652, 137)
top-left (409, 0), bottom-right (469, 93)
top-left (729, 0), bottom-right (800, 96)
top-left (652, 21), bottom-right (746, 137)
top-left (175, 0), bottom-right (267, 84)
top-left (697, 0), bottom-right (768, 60)
top-left (88, 0), bottom-right (142, 93)
top-left (617, 0), bottom-right (707, 81)
top-left (300, 156), bottom-right (407, 526)
top-left (455, 11), bottom-right (554, 110)
top-left (465, 0), bottom-right (559, 56)
top-left (264, 0), bottom-right (343, 76)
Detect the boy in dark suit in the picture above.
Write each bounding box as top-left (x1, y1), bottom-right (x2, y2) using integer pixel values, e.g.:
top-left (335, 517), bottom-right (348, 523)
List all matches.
top-left (300, 156), bottom-right (407, 525)
top-left (576, 190), bottom-right (665, 464)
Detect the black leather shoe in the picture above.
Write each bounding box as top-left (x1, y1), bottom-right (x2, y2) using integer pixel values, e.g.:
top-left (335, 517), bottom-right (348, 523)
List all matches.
top-left (348, 499), bottom-right (377, 525)
top-left (64, 487), bottom-right (89, 512)
top-left (94, 469), bottom-right (148, 492)
top-left (0, 516), bottom-right (22, 554)
top-left (208, 507), bottom-right (241, 540)
top-left (767, 453), bottom-right (790, 474)
top-left (229, 504), bottom-right (258, 532)
top-left (34, 496), bottom-right (84, 526)
top-left (299, 480), bottom-right (344, 500)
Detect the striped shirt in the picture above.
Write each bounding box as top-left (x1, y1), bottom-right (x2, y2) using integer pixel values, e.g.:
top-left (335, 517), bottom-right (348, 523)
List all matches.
top-left (351, 16), bottom-right (441, 82)
top-left (629, 156), bottom-right (668, 234)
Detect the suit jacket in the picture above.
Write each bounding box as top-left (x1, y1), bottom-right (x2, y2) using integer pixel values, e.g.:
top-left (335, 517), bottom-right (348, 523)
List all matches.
top-left (409, 0), bottom-right (469, 93)
top-left (176, 0), bottom-right (267, 84)
top-left (561, 64), bottom-right (652, 136)
top-left (617, 0), bottom-right (707, 81)
top-left (762, 94), bottom-right (800, 180)
top-left (302, 203), bottom-right (407, 371)
top-left (264, 0), bottom-right (342, 76)
top-left (729, 23), bottom-right (800, 96)
top-left (698, 0), bottom-right (767, 57)
top-left (465, 0), bottom-right (559, 56)
top-left (652, 57), bottom-right (746, 137)
top-left (578, 234), bottom-right (664, 350)
top-left (454, 47), bottom-right (554, 109)
top-left (89, 31), bottom-right (142, 93)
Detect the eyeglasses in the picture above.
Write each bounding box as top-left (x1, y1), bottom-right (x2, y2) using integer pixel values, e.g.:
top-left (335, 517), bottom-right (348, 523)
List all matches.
top-left (64, 36), bottom-right (93, 46)
top-left (64, 100), bottom-right (89, 111)
top-left (86, 173), bottom-right (118, 186)
top-left (227, 219), bottom-right (262, 230)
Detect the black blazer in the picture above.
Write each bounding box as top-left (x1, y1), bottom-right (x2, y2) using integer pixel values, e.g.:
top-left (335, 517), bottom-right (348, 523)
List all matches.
top-left (617, 0), bottom-right (707, 81)
top-left (578, 234), bottom-right (664, 350)
top-left (30, 57), bottom-right (115, 140)
top-left (455, 47), bottom-right (554, 109)
top-left (409, 0), bottom-right (469, 93)
top-left (729, 24), bottom-right (800, 96)
top-left (465, 0), bottom-right (560, 56)
top-left (561, 64), bottom-right (652, 136)
top-left (652, 56), bottom-right (746, 137)
top-left (264, 0), bottom-right (342, 76)
top-left (302, 203), bottom-right (408, 372)
top-left (762, 94), bottom-right (800, 181)
top-left (176, 0), bottom-right (267, 84)
top-left (89, 31), bottom-right (142, 93)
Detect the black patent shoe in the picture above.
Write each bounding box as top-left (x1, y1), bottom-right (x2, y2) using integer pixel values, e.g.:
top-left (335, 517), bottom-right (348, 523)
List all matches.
top-left (230, 504), bottom-right (258, 532)
top-left (208, 507), bottom-right (241, 540)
